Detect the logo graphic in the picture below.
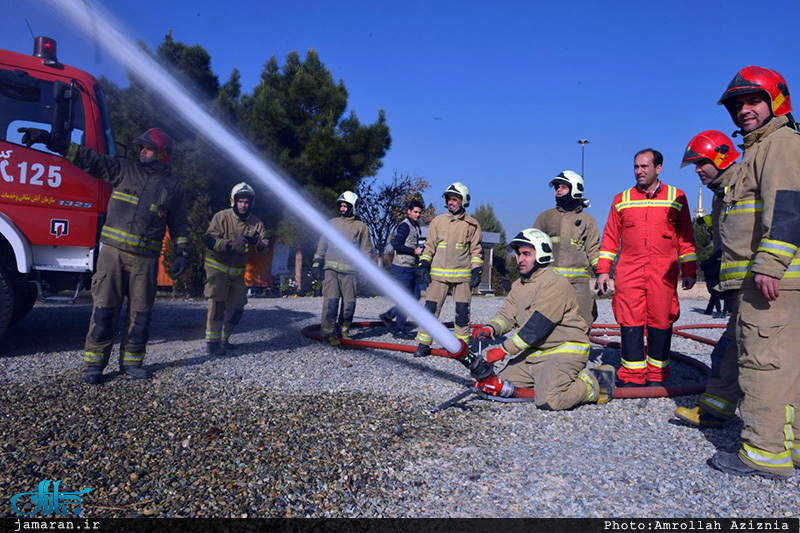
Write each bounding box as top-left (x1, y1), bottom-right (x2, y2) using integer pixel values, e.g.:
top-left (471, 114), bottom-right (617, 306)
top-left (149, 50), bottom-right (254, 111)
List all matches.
top-left (50, 219), bottom-right (69, 238)
top-left (11, 479), bottom-right (92, 516)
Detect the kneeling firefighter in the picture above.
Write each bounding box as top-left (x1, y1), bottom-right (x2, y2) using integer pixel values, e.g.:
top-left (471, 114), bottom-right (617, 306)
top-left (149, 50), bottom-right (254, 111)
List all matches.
top-left (469, 229), bottom-right (615, 409)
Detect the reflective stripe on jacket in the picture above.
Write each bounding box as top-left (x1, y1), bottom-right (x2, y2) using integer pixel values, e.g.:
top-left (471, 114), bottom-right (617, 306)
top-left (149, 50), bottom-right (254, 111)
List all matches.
top-left (487, 267), bottom-right (589, 358)
top-left (533, 207), bottom-right (600, 278)
top-left (314, 216), bottom-right (372, 274)
top-left (204, 208), bottom-right (267, 276)
top-left (597, 181), bottom-right (697, 278)
top-left (420, 211), bottom-right (482, 282)
top-left (719, 116), bottom-right (800, 290)
top-left (67, 144), bottom-right (189, 257)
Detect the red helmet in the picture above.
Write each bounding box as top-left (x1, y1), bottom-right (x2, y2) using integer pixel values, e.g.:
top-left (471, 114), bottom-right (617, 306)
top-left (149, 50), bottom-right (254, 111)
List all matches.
top-left (680, 130), bottom-right (740, 170)
top-left (134, 128), bottom-right (173, 163)
top-left (718, 66), bottom-right (792, 127)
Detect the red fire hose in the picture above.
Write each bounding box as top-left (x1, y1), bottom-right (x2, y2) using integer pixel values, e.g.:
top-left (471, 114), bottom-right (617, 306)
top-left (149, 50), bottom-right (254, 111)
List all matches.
top-left (301, 321), bottom-right (726, 399)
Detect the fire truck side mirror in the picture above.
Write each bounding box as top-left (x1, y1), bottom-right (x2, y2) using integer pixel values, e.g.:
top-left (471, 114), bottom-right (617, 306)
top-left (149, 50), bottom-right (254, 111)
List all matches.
top-left (51, 80), bottom-right (77, 147)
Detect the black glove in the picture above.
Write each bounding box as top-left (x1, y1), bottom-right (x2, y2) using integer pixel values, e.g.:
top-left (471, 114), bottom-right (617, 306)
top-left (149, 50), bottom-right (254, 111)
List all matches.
top-left (170, 249), bottom-right (190, 278)
top-left (18, 127), bottom-right (51, 148)
top-left (470, 266), bottom-right (483, 288)
top-left (417, 260), bottom-right (431, 286)
top-left (17, 127), bottom-right (69, 154)
top-left (311, 258), bottom-right (323, 281)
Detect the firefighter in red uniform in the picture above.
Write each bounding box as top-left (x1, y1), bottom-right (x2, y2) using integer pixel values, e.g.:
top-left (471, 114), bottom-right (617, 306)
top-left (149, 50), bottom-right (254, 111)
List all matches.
top-left (709, 66), bottom-right (800, 479)
top-left (596, 148), bottom-right (697, 387)
top-left (674, 131), bottom-right (741, 428)
top-left (18, 127), bottom-right (190, 384)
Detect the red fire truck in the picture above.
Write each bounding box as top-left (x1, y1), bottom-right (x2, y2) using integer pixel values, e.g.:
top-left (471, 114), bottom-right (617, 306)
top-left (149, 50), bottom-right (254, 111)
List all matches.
top-left (0, 37), bottom-right (114, 339)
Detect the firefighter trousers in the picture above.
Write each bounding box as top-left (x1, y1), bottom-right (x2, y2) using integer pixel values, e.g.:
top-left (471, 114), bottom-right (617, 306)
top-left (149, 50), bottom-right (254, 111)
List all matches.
top-left (697, 303), bottom-right (740, 420)
top-left (83, 246), bottom-right (158, 369)
top-left (498, 347), bottom-right (597, 410)
top-left (735, 287), bottom-right (800, 476)
top-left (570, 277), bottom-right (598, 327)
top-left (321, 269), bottom-right (357, 337)
top-left (415, 279), bottom-right (471, 345)
top-left (204, 269), bottom-right (248, 345)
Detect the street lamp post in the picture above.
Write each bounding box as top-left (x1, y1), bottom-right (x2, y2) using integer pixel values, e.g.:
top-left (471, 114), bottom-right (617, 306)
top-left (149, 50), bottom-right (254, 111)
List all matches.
top-left (577, 139), bottom-right (591, 178)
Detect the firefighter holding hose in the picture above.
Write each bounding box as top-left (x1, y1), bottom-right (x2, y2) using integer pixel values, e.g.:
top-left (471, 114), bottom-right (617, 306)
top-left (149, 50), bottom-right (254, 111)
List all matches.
top-left (203, 182), bottom-right (268, 356)
top-left (470, 228), bottom-right (615, 409)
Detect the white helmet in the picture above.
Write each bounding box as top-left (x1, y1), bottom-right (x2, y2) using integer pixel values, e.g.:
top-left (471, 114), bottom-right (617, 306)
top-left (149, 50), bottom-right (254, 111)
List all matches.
top-left (230, 182), bottom-right (255, 207)
top-left (510, 228), bottom-right (553, 265)
top-left (442, 181), bottom-right (470, 208)
top-left (549, 170), bottom-right (584, 201)
top-left (337, 191), bottom-right (359, 216)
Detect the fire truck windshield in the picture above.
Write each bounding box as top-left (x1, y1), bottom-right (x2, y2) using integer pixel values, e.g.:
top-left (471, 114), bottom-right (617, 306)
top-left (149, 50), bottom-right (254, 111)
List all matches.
top-left (0, 68), bottom-right (86, 155)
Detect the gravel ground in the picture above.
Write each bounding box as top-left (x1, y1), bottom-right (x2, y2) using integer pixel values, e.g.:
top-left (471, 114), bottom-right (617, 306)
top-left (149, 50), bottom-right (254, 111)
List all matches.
top-left (1, 287), bottom-right (798, 518)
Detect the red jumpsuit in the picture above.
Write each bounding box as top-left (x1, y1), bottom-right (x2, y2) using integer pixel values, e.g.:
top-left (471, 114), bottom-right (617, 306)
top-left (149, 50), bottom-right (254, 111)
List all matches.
top-left (597, 181), bottom-right (697, 384)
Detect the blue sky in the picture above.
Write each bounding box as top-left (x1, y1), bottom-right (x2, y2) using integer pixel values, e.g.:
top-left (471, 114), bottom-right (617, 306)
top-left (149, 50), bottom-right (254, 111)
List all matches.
top-left (3, 0), bottom-right (799, 237)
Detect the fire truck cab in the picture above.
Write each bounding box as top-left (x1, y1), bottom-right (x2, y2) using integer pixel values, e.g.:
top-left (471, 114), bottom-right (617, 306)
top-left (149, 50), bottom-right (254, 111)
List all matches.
top-left (0, 37), bottom-right (114, 339)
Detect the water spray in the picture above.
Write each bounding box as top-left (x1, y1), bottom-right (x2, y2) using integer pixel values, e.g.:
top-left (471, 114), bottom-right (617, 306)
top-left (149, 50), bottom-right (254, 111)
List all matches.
top-left (46, 0), bottom-right (461, 353)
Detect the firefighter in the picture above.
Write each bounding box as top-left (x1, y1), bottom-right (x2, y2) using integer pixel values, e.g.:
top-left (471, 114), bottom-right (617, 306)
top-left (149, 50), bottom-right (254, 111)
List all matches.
top-left (412, 182), bottom-right (483, 357)
top-left (311, 191), bottom-right (372, 346)
top-left (709, 66), bottom-right (800, 479)
top-left (18, 127), bottom-right (190, 383)
top-left (533, 170), bottom-right (600, 326)
top-left (596, 148), bottom-right (697, 387)
top-left (471, 228), bottom-right (615, 408)
top-left (203, 182), bottom-right (268, 356)
top-left (379, 199), bottom-right (425, 339)
top-left (673, 131), bottom-right (741, 429)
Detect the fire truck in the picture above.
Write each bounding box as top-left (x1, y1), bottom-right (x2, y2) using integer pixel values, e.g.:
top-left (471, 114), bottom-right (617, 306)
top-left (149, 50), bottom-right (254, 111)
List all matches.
top-left (0, 37), bottom-right (114, 340)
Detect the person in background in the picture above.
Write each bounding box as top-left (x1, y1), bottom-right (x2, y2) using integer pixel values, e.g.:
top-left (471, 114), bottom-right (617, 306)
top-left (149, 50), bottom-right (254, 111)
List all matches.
top-left (379, 199), bottom-right (425, 339)
top-left (533, 170), bottom-right (600, 327)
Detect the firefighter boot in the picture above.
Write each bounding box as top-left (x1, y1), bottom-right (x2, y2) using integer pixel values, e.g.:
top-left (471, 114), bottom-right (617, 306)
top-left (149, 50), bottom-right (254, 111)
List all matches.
top-left (413, 344), bottom-right (432, 358)
top-left (674, 406), bottom-right (726, 428)
top-left (207, 342), bottom-right (225, 357)
top-left (121, 365), bottom-right (152, 380)
top-left (618, 325), bottom-right (646, 386)
top-left (323, 336), bottom-right (341, 347)
top-left (590, 365), bottom-right (616, 404)
top-left (84, 366), bottom-right (104, 385)
top-left (710, 451), bottom-right (790, 480)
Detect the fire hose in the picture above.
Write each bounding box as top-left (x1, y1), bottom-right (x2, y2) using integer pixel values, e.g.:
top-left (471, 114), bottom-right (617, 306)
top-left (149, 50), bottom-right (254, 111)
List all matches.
top-left (301, 321), bottom-right (725, 406)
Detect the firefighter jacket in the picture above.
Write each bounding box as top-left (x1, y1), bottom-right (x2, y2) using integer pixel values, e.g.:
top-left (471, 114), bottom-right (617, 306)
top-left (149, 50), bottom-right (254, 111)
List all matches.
top-left (533, 206), bottom-right (600, 279)
top-left (65, 144), bottom-right (189, 256)
top-left (204, 208), bottom-right (268, 277)
top-left (597, 181), bottom-right (697, 279)
top-left (392, 217), bottom-right (422, 268)
top-left (719, 116), bottom-right (800, 291)
top-left (314, 216), bottom-right (372, 274)
top-left (486, 267), bottom-right (590, 358)
top-left (420, 211), bottom-right (482, 283)
top-left (708, 163), bottom-right (740, 251)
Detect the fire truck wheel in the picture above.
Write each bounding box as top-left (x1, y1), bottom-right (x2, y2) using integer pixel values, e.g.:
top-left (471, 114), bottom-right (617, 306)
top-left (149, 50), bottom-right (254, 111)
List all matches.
top-left (0, 267), bottom-right (13, 340)
top-left (9, 282), bottom-right (37, 326)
